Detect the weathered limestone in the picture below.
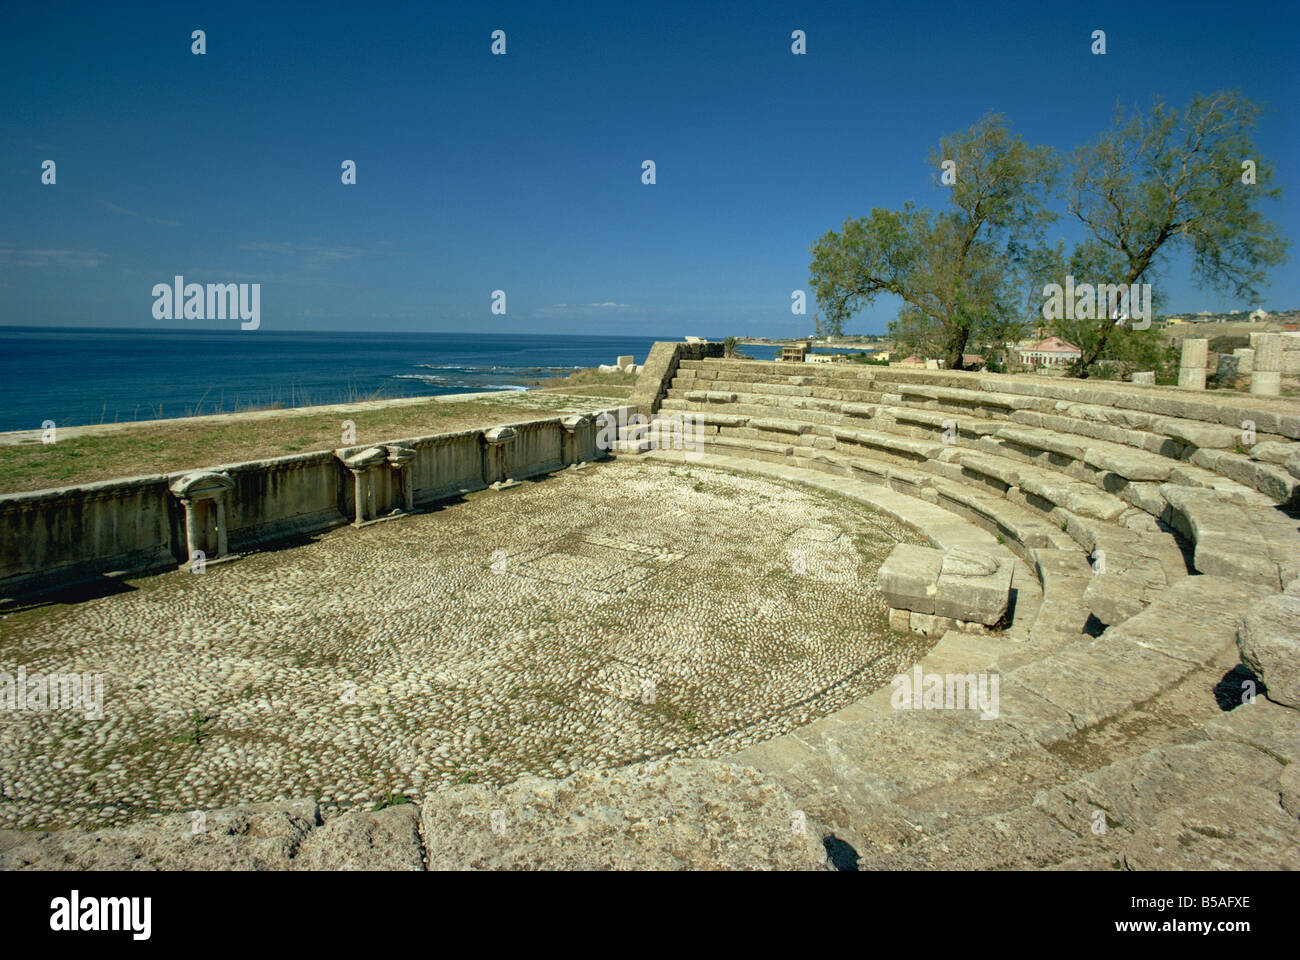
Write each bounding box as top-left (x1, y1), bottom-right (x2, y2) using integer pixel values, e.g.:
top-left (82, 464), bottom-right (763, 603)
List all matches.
top-left (878, 543), bottom-right (1011, 627)
top-left (340, 446), bottom-right (391, 524)
top-left (1251, 333), bottom-right (1282, 397)
top-left (560, 414), bottom-right (596, 466)
top-left (387, 446), bottom-right (416, 513)
top-left (0, 801), bottom-right (425, 871)
top-left (169, 471), bottom-right (235, 566)
top-left (628, 340), bottom-right (724, 416)
top-left (1130, 371), bottom-right (1155, 385)
top-left (481, 426), bottom-right (517, 488)
top-left (1237, 593), bottom-right (1300, 708)
top-left (1234, 347), bottom-right (1255, 375)
top-left (1178, 338), bottom-right (1208, 390)
top-left (420, 761), bottom-right (830, 870)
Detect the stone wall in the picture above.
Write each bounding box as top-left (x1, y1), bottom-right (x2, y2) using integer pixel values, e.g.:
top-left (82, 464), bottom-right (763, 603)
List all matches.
top-left (0, 476), bottom-right (176, 597)
top-left (629, 341), bottom-right (726, 415)
top-left (0, 408), bottom-right (628, 601)
top-left (1255, 331), bottom-right (1300, 376)
top-left (218, 452), bottom-right (346, 555)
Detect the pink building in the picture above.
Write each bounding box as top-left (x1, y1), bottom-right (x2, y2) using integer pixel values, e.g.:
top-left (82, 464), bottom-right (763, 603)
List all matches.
top-left (1017, 337), bottom-right (1081, 367)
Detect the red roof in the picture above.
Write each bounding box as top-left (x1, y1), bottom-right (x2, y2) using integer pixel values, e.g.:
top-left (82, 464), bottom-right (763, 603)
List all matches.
top-left (1024, 337), bottom-right (1080, 353)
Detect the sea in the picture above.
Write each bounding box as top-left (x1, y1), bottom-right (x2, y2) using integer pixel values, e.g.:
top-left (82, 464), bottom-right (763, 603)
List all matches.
top-left (0, 327), bottom-right (789, 433)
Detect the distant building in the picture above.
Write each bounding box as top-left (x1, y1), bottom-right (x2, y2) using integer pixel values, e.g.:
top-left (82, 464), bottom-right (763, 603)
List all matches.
top-left (1017, 337), bottom-right (1081, 367)
top-left (961, 354), bottom-right (986, 370)
top-left (1251, 309), bottom-right (1270, 323)
top-left (781, 342), bottom-right (809, 362)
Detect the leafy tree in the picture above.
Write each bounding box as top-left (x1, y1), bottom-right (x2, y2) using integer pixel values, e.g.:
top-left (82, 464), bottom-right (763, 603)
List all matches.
top-left (1064, 91), bottom-right (1288, 376)
top-left (809, 115), bottom-right (1057, 370)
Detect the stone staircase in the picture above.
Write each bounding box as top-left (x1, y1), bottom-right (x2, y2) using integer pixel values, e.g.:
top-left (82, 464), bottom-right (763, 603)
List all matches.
top-left (637, 357), bottom-right (1300, 868)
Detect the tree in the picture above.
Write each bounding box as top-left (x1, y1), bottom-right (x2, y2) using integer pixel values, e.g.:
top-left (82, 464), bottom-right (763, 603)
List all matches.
top-left (809, 115), bottom-right (1057, 370)
top-left (1065, 91), bottom-right (1289, 376)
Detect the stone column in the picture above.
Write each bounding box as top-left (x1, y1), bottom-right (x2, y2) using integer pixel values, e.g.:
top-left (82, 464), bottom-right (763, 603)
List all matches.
top-left (349, 469), bottom-right (368, 524)
top-left (214, 499), bottom-right (228, 558)
top-left (1178, 338), bottom-right (1208, 390)
top-left (340, 447), bottom-right (389, 524)
top-left (179, 499), bottom-right (199, 561)
top-left (1234, 347), bottom-right (1255, 376)
top-left (1251, 334), bottom-right (1281, 397)
top-left (386, 446), bottom-right (416, 512)
top-left (169, 471), bottom-right (235, 565)
top-left (482, 426), bottom-right (517, 488)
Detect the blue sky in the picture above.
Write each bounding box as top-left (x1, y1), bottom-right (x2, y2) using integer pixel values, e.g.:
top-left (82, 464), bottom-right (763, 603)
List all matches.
top-left (1, 0), bottom-right (1296, 338)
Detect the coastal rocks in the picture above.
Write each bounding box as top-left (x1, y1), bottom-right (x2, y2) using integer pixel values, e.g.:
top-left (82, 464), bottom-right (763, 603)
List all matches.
top-left (419, 760), bottom-right (831, 870)
top-left (1237, 594), bottom-right (1300, 708)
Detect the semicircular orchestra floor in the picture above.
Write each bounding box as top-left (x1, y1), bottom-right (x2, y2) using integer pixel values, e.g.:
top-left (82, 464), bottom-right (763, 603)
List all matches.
top-left (0, 459), bottom-right (932, 829)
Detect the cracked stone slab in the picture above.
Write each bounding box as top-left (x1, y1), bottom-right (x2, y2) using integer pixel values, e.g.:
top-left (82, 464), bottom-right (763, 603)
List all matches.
top-left (1121, 787), bottom-right (1300, 870)
top-left (1237, 593), bottom-right (1300, 708)
top-left (293, 804), bottom-right (424, 870)
top-left (1008, 637), bottom-right (1192, 734)
top-left (419, 760), bottom-right (831, 870)
top-left (1033, 741), bottom-right (1281, 839)
top-left (0, 800), bottom-right (320, 871)
top-left (1206, 699), bottom-right (1300, 765)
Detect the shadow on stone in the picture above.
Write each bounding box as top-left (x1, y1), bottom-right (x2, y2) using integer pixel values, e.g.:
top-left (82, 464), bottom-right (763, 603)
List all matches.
top-left (0, 575), bottom-right (137, 614)
top-left (1161, 522), bottom-right (1199, 575)
top-left (823, 834), bottom-right (860, 871)
top-left (1214, 664), bottom-right (1265, 712)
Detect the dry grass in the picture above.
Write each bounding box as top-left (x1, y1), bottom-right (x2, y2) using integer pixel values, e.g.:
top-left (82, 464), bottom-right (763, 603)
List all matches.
top-left (0, 397), bottom-right (602, 494)
top-left (532, 368), bottom-right (640, 391)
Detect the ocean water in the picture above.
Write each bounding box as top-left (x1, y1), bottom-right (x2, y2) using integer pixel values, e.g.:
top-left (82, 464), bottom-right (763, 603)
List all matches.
top-left (0, 327), bottom-right (682, 433)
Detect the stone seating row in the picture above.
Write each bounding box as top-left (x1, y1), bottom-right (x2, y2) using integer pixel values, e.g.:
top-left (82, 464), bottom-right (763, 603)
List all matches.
top-left (676, 358), bottom-right (1300, 439)
top-left (646, 357), bottom-right (1300, 869)
top-left (669, 366), bottom-right (1300, 503)
top-left (658, 365), bottom-right (1300, 598)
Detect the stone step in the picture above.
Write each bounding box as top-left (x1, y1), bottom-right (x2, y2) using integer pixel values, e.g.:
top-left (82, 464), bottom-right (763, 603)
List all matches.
top-left (664, 386), bottom-right (1288, 505)
top-left (675, 425), bottom-right (1186, 630)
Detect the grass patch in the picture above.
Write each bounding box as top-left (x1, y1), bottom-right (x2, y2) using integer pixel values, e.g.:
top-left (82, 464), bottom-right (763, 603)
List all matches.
top-left (0, 397), bottom-right (614, 494)
top-left (531, 368), bottom-right (639, 390)
top-left (171, 709), bottom-right (213, 747)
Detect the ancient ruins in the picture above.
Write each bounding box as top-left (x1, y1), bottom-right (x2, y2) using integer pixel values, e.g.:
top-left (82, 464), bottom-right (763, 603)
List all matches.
top-left (1, 340), bottom-right (1298, 869)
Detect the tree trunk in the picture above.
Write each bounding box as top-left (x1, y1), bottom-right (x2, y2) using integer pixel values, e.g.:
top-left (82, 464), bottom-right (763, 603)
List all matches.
top-left (1067, 263), bottom-right (1148, 377)
top-left (943, 325), bottom-right (972, 371)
